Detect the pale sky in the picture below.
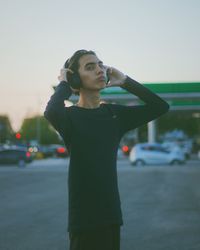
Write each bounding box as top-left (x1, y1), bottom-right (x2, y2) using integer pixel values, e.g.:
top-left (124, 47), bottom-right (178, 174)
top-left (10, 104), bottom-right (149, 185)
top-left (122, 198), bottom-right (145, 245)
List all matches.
top-left (0, 0), bottom-right (199, 132)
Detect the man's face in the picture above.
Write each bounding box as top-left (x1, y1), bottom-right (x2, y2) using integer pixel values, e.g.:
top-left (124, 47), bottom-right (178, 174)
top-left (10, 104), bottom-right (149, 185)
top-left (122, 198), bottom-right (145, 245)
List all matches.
top-left (78, 54), bottom-right (107, 91)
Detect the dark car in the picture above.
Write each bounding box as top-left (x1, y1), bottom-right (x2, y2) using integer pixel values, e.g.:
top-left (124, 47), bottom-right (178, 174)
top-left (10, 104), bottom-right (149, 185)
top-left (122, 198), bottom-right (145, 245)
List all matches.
top-left (56, 146), bottom-right (68, 158)
top-left (0, 148), bottom-right (33, 167)
top-left (36, 145), bottom-right (55, 158)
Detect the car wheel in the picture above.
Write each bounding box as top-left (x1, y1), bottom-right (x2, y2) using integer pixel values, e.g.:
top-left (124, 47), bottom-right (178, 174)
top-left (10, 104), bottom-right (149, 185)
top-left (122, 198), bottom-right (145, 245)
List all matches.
top-left (170, 159), bottom-right (181, 166)
top-left (135, 159), bottom-right (145, 166)
top-left (18, 159), bottom-right (26, 168)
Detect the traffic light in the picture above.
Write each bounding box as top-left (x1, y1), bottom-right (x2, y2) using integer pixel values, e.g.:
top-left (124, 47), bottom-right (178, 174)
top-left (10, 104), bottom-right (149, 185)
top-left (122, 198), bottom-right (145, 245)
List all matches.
top-left (15, 132), bottom-right (21, 140)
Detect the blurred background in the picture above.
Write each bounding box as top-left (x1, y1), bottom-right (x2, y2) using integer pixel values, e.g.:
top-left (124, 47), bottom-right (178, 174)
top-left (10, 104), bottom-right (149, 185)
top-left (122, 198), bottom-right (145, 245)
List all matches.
top-left (1, 1), bottom-right (200, 250)
top-left (0, 0), bottom-right (200, 164)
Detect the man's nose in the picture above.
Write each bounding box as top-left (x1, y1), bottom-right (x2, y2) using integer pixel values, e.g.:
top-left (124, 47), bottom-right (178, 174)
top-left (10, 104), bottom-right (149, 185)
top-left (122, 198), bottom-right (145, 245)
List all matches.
top-left (96, 65), bottom-right (104, 75)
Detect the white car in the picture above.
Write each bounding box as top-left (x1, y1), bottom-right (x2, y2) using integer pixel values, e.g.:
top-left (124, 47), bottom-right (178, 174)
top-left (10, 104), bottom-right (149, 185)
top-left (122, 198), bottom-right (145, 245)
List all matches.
top-left (129, 143), bottom-right (186, 166)
top-left (162, 141), bottom-right (192, 159)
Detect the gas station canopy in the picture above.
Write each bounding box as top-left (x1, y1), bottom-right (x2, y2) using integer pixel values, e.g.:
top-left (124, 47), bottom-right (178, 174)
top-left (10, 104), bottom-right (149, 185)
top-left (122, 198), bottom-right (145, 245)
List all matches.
top-left (99, 82), bottom-right (200, 111)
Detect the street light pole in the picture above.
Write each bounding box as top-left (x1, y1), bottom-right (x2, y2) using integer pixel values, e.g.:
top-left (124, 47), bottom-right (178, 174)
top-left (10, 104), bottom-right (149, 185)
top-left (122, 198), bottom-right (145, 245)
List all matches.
top-left (148, 120), bottom-right (157, 143)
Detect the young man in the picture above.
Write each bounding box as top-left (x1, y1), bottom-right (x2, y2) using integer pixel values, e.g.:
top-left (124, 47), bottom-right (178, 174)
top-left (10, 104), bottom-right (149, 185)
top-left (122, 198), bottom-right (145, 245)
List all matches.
top-left (44, 49), bottom-right (169, 250)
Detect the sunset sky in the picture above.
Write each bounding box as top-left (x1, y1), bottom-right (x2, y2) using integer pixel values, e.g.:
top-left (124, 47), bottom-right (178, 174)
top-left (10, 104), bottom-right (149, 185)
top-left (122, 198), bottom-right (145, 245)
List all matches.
top-left (0, 0), bottom-right (199, 132)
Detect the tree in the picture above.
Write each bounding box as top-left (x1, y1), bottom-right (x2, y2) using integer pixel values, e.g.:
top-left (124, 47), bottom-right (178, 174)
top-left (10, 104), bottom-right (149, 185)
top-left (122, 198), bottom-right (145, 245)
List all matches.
top-left (157, 111), bottom-right (200, 137)
top-left (0, 115), bottom-right (14, 143)
top-left (20, 116), bottom-right (63, 145)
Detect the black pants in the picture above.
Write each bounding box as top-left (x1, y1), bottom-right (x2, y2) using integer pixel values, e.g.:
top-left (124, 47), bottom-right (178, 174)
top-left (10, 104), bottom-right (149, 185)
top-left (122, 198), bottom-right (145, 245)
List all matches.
top-left (68, 224), bottom-right (120, 250)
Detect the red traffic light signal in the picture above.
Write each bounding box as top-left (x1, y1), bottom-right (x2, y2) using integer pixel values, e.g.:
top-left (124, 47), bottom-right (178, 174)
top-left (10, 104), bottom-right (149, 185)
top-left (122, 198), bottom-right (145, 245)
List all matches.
top-left (15, 133), bottom-right (21, 139)
top-left (122, 145), bottom-right (129, 153)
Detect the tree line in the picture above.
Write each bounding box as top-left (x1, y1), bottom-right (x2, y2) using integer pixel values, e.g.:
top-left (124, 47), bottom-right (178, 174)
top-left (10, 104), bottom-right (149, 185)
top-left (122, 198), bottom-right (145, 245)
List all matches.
top-left (0, 110), bottom-right (199, 145)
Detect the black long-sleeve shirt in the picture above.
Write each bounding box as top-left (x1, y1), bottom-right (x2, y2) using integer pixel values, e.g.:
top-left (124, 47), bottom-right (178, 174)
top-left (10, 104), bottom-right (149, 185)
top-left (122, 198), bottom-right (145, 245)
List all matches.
top-left (44, 76), bottom-right (169, 233)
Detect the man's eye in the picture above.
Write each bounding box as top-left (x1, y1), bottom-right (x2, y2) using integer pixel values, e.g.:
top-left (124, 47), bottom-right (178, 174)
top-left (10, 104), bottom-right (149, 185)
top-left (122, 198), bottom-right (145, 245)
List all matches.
top-left (87, 65), bottom-right (94, 70)
top-left (86, 64), bottom-right (104, 70)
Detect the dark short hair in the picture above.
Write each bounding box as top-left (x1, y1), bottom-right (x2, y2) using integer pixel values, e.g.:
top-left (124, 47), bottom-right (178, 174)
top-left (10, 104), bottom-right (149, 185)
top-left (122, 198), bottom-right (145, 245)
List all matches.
top-left (65, 49), bottom-right (96, 73)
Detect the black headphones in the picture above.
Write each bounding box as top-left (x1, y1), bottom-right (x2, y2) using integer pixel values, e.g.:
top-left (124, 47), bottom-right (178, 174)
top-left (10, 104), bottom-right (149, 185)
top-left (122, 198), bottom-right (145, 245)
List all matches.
top-left (63, 58), bottom-right (82, 90)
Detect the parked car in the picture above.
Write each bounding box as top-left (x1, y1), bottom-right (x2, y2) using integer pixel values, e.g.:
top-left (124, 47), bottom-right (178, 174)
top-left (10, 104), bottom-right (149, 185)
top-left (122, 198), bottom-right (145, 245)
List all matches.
top-left (0, 148), bottom-right (33, 167)
top-left (27, 144), bottom-right (69, 158)
top-left (36, 145), bottom-right (56, 158)
top-left (56, 146), bottom-right (68, 158)
top-left (129, 143), bottom-right (186, 166)
top-left (162, 141), bottom-right (192, 159)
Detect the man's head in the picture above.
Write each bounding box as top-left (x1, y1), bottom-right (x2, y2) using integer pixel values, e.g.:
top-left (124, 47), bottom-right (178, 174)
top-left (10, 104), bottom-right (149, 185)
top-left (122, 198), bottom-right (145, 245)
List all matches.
top-left (64, 49), bottom-right (108, 95)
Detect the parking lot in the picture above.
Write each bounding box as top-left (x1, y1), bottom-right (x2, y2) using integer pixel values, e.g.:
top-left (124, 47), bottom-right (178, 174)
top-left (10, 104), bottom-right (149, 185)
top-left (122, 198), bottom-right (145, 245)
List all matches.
top-left (0, 157), bottom-right (200, 250)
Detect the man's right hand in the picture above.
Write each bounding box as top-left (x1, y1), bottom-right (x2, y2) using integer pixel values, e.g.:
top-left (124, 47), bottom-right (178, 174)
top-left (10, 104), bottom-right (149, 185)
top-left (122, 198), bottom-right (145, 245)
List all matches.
top-left (57, 68), bottom-right (79, 94)
top-left (58, 68), bottom-right (68, 82)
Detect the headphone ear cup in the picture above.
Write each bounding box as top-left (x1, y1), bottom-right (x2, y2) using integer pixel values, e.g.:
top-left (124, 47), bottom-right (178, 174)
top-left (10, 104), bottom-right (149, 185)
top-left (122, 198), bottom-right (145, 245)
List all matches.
top-left (65, 68), bottom-right (81, 90)
top-left (70, 72), bottom-right (81, 90)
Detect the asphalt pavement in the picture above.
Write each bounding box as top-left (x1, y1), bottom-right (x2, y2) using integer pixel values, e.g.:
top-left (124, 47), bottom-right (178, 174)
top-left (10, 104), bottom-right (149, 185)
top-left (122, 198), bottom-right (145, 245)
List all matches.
top-left (0, 157), bottom-right (200, 250)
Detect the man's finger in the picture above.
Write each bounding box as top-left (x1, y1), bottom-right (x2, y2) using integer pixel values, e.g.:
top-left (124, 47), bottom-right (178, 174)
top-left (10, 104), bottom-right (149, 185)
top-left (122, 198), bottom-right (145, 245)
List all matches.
top-left (66, 69), bottom-right (74, 74)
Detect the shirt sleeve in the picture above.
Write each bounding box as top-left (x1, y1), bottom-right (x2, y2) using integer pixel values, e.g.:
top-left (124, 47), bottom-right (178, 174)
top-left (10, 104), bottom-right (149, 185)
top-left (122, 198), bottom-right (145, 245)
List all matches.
top-left (113, 76), bottom-right (170, 137)
top-left (43, 81), bottom-right (73, 144)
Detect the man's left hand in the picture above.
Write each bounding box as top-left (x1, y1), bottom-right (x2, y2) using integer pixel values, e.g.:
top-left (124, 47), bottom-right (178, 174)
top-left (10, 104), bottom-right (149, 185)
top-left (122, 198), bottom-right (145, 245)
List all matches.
top-left (105, 66), bottom-right (127, 87)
